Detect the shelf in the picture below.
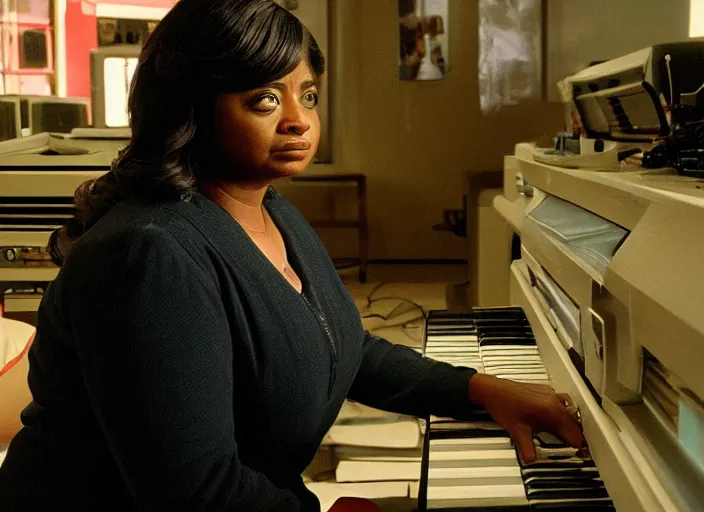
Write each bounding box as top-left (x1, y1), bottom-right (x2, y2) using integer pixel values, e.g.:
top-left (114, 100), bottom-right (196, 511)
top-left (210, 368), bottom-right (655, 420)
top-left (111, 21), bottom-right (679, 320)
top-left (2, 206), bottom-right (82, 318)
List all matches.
top-left (0, 171), bottom-right (107, 197)
top-left (0, 231), bottom-right (54, 248)
top-left (4, 294), bottom-right (42, 312)
top-left (0, 267), bottom-right (58, 283)
top-left (513, 143), bottom-right (704, 230)
top-left (509, 261), bottom-right (672, 512)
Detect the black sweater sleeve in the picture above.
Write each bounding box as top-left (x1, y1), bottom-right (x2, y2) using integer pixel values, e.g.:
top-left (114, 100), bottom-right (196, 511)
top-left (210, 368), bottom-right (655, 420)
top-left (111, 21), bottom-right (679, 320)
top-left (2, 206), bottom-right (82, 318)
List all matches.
top-left (346, 331), bottom-right (479, 420)
top-left (65, 225), bottom-right (309, 512)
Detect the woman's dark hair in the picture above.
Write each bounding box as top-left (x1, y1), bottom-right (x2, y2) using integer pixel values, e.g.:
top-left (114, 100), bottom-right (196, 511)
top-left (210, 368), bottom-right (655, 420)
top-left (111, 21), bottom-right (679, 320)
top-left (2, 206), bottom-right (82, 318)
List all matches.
top-left (48, 0), bottom-right (325, 266)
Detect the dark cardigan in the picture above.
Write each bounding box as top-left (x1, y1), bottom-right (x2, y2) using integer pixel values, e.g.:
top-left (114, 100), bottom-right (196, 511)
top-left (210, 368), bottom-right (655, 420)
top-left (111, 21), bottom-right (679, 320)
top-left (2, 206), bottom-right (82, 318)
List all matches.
top-left (0, 189), bottom-right (477, 511)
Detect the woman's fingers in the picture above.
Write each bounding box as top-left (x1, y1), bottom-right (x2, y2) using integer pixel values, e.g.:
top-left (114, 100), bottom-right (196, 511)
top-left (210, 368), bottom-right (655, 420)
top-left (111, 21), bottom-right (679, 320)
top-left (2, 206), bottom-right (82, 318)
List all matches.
top-left (511, 423), bottom-right (536, 464)
top-left (551, 399), bottom-right (586, 449)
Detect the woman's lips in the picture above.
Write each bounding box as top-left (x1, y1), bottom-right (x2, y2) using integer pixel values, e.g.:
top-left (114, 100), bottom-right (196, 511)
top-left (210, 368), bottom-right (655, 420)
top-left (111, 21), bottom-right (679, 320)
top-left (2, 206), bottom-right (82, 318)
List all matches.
top-left (273, 140), bottom-right (311, 152)
top-left (272, 141), bottom-right (311, 161)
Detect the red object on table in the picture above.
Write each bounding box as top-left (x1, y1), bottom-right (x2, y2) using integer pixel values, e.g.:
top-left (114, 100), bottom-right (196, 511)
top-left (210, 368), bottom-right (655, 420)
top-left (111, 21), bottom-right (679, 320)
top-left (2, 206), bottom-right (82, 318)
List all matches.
top-left (328, 497), bottom-right (382, 512)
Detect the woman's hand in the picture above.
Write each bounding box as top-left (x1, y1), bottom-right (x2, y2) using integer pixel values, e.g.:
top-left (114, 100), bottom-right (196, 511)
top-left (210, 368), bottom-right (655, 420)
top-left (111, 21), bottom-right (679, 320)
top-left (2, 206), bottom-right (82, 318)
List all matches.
top-left (468, 373), bottom-right (586, 463)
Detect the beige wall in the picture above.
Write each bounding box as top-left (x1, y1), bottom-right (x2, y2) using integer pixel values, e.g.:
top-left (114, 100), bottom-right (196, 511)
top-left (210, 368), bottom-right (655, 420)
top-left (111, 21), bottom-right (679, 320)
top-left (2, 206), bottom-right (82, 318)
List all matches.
top-left (546, 0), bottom-right (692, 101)
top-left (285, 0), bottom-right (562, 261)
top-left (296, 0), bottom-right (697, 261)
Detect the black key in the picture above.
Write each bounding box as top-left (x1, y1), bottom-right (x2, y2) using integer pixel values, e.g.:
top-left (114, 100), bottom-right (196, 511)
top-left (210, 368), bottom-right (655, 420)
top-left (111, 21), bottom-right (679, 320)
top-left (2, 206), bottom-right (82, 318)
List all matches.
top-left (521, 468), bottom-right (600, 479)
top-left (480, 338), bottom-right (538, 347)
top-left (428, 311), bottom-right (475, 320)
top-left (526, 486), bottom-right (610, 500)
top-left (529, 499), bottom-right (615, 511)
top-left (474, 318), bottom-right (529, 327)
top-left (477, 326), bottom-right (535, 338)
top-left (426, 326), bottom-right (477, 333)
top-left (524, 477), bottom-right (604, 490)
top-left (520, 458), bottom-right (596, 469)
top-left (472, 308), bottom-right (526, 318)
top-left (430, 427), bottom-right (510, 440)
top-left (535, 432), bottom-right (569, 448)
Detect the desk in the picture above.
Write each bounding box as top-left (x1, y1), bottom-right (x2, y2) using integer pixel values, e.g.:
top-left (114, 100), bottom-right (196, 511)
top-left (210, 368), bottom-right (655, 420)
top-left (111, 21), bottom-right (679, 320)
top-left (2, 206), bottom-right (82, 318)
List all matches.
top-left (290, 173), bottom-right (368, 282)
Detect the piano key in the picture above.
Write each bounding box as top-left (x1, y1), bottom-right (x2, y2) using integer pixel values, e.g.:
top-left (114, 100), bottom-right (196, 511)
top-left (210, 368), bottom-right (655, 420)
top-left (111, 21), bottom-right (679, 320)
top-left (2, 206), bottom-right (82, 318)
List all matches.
top-left (488, 368), bottom-right (550, 376)
top-left (428, 449), bottom-right (520, 462)
top-left (484, 365), bottom-right (548, 372)
top-left (422, 307), bottom-right (615, 512)
top-left (480, 338), bottom-right (538, 347)
top-left (426, 326), bottom-right (477, 333)
top-left (535, 432), bottom-right (570, 448)
top-left (480, 346), bottom-right (539, 353)
top-left (426, 346), bottom-right (480, 353)
top-left (430, 437), bottom-right (511, 447)
top-left (426, 335), bottom-right (479, 343)
top-left (529, 499), bottom-right (615, 511)
top-left (481, 356), bottom-right (544, 362)
top-left (520, 467), bottom-right (600, 479)
top-left (526, 487), bottom-right (610, 500)
top-left (496, 376), bottom-right (551, 383)
top-left (520, 457), bottom-right (596, 468)
top-left (426, 483), bottom-right (527, 501)
top-left (481, 351), bottom-right (542, 358)
top-left (481, 358), bottom-right (545, 365)
top-left (523, 476), bottom-right (604, 489)
top-left (425, 339), bottom-right (479, 344)
top-left (429, 476), bottom-right (526, 488)
top-left (429, 425), bottom-right (508, 435)
top-left (471, 306), bottom-right (525, 314)
top-left (428, 465), bottom-right (523, 480)
top-left (478, 328), bottom-right (533, 335)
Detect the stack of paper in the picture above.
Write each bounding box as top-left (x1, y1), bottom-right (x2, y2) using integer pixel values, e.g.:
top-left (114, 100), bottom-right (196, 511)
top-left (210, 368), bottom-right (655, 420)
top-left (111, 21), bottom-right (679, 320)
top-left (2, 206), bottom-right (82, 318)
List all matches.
top-left (0, 132), bottom-right (91, 156)
top-left (307, 401), bottom-right (421, 509)
top-left (323, 400), bottom-right (419, 445)
top-left (527, 195), bottom-right (628, 279)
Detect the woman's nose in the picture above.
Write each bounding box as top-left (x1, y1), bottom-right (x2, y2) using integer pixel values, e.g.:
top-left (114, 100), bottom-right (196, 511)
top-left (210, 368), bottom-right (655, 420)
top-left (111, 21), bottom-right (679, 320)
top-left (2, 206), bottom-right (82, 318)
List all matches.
top-left (278, 101), bottom-right (310, 136)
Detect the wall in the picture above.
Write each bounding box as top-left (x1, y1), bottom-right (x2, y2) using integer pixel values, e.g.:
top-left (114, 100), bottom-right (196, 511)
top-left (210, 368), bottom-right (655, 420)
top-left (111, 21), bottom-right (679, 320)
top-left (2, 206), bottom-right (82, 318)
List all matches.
top-left (301, 0), bottom-right (562, 261)
top-left (301, 0), bottom-right (697, 261)
top-left (546, 0), bottom-right (692, 101)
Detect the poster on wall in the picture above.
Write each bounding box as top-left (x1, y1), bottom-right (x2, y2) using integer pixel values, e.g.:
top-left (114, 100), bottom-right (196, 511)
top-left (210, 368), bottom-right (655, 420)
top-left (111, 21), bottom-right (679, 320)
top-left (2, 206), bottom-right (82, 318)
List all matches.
top-left (399, 0), bottom-right (449, 81)
top-left (478, 0), bottom-right (542, 113)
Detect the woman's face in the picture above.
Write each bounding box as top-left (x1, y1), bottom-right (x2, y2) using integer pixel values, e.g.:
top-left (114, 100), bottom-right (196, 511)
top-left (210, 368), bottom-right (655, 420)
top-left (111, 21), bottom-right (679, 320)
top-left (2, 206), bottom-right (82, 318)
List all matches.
top-left (213, 60), bottom-right (321, 182)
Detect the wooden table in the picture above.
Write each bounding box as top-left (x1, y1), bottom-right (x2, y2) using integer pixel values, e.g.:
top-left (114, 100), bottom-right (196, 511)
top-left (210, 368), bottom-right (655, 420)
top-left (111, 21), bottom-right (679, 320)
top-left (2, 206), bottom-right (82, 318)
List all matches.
top-left (290, 172), bottom-right (368, 282)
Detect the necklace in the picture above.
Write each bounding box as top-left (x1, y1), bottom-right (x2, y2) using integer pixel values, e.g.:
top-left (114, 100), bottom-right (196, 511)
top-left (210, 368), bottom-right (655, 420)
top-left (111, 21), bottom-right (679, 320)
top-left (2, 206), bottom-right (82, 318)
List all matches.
top-left (261, 206), bottom-right (289, 273)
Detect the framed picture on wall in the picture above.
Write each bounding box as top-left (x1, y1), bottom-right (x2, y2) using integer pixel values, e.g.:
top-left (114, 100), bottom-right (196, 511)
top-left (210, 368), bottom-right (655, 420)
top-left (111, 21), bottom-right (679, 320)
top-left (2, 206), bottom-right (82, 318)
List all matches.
top-left (399, 0), bottom-right (449, 81)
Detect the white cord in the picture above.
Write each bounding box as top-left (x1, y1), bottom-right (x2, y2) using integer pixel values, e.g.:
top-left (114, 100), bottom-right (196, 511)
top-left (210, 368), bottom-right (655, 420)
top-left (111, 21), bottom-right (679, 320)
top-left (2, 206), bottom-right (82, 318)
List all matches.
top-left (665, 54), bottom-right (674, 106)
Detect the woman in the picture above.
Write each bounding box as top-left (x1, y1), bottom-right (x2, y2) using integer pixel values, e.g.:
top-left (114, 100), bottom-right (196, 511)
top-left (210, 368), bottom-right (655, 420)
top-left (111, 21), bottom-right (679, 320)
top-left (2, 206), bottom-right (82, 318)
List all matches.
top-left (0, 1), bottom-right (584, 511)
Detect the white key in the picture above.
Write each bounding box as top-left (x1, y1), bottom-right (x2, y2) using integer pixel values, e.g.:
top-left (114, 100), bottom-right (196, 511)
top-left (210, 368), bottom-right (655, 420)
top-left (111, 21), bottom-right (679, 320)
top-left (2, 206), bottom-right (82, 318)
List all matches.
top-left (486, 368), bottom-right (548, 375)
top-left (427, 483), bottom-right (527, 500)
top-left (428, 465), bottom-right (522, 479)
top-left (426, 343), bottom-right (479, 348)
top-left (427, 347), bottom-right (480, 354)
top-left (427, 335), bottom-right (479, 342)
top-left (429, 449), bottom-right (518, 462)
top-left (429, 437), bottom-right (510, 446)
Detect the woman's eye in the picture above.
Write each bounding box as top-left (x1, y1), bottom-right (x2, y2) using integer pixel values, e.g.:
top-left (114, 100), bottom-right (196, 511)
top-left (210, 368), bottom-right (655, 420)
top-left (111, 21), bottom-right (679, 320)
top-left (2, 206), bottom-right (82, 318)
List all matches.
top-left (253, 94), bottom-right (279, 112)
top-left (303, 92), bottom-right (319, 108)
